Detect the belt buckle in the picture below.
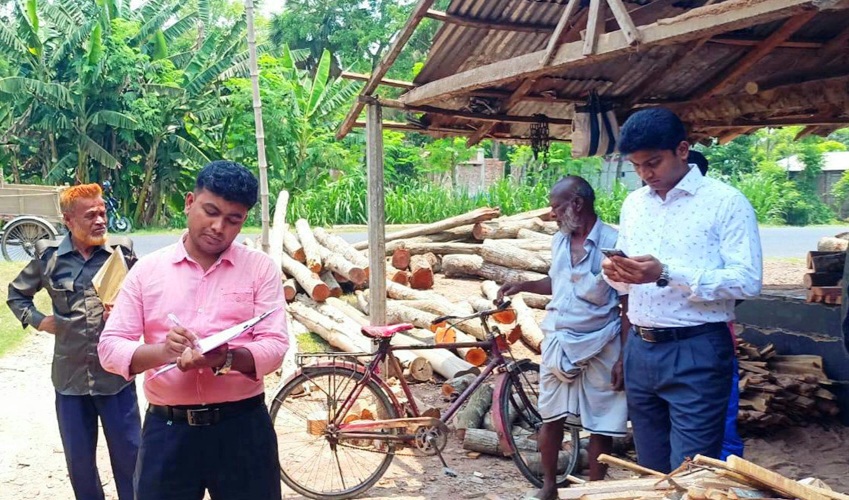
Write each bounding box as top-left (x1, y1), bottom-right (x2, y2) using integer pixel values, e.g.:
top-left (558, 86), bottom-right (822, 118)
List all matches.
top-left (637, 327), bottom-right (658, 343)
top-left (186, 408), bottom-right (217, 426)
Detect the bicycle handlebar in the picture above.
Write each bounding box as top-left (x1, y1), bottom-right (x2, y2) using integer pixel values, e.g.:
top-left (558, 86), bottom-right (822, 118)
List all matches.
top-left (431, 298), bottom-right (512, 325)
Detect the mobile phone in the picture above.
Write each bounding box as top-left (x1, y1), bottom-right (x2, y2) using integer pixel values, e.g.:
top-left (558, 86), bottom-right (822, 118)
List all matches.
top-left (600, 248), bottom-right (628, 258)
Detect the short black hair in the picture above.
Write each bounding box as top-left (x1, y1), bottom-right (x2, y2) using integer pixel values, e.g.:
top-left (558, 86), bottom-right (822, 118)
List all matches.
top-left (195, 160), bottom-right (259, 209)
top-left (688, 150), bottom-right (709, 175)
top-left (618, 107), bottom-right (687, 155)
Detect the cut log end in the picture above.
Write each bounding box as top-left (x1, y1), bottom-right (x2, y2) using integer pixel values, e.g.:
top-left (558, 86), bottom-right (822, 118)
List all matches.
top-left (311, 284), bottom-right (331, 302)
top-left (392, 247), bottom-right (412, 270)
top-left (282, 278), bottom-right (297, 302)
top-left (464, 347), bottom-right (488, 367)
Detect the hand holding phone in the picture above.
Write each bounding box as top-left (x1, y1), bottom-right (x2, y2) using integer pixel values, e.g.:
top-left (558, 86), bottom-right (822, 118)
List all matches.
top-left (600, 248), bottom-right (628, 259)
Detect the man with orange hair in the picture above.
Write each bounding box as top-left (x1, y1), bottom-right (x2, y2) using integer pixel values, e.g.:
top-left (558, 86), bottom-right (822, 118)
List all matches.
top-left (7, 183), bottom-right (140, 500)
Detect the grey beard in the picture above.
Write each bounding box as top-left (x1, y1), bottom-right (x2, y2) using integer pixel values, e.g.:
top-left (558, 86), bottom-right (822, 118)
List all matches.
top-left (559, 220), bottom-right (578, 235)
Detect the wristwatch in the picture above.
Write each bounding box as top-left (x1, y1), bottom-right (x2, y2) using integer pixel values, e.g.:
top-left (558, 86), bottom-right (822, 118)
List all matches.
top-left (213, 351), bottom-right (233, 376)
top-left (656, 264), bottom-right (670, 288)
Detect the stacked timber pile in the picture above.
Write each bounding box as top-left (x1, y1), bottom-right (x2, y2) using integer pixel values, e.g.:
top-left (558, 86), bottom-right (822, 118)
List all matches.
top-left (736, 340), bottom-right (839, 429)
top-left (566, 453), bottom-right (849, 500)
top-left (804, 234), bottom-right (847, 304)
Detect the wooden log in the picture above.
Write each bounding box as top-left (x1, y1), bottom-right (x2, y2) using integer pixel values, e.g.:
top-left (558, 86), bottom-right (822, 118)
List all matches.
top-left (391, 244), bottom-right (411, 270)
top-left (516, 228), bottom-right (553, 240)
top-left (442, 373), bottom-right (477, 397)
top-left (803, 272), bottom-right (842, 288)
top-left (596, 454), bottom-right (663, 477)
top-left (817, 237), bottom-right (848, 252)
top-left (522, 293), bottom-right (551, 309)
top-left (282, 278), bottom-right (297, 302)
top-left (355, 290), bottom-right (369, 315)
top-left (524, 451), bottom-right (574, 476)
top-left (384, 241), bottom-right (483, 256)
top-left (480, 239), bottom-right (550, 273)
top-left (386, 302), bottom-right (486, 363)
top-left (409, 254), bottom-right (435, 289)
top-left (455, 384), bottom-right (493, 438)
top-left (511, 294), bottom-right (544, 353)
top-left (807, 251), bottom-right (845, 273)
top-left (282, 231), bottom-right (306, 262)
top-left (725, 455), bottom-right (828, 500)
top-left (472, 218), bottom-right (547, 240)
top-left (295, 219), bottom-right (323, 273)
top-left (353, 207), bottom-right (501, 250)
top-left (386, 263), bottom-right (410, 285)
top-left (282, 312), bottom-right (308, 381)
top-left (385, 280), bottom-right (443, 301)
top-left (281, 253), bottom-right (330, 302)
top-left (391, 298), bottom-right (484, 340)
top-left (403, 357), bottom-right (434, 383)
top-left (442, 254), bottom-right (547, 283)
top-left (392, 332), bottom-right (476, 379)
top-left (317, 245), bottom-right (367, 285)
top-left (287, 300), bottom-right (368, 353)
top-left (422, 252), bottom-right (441, 273)
top-left (500, 207), bottom-right (552, 221)
top-left (319, 271), bottom-right (342, 298)
top-left (461, 428), bottom-right (540, 456)
top-left (326, 297), bottom-right (369, 326)
top-left (269, 190), bottom-right (289, 269)
top-left (313, 227), bottom-right (371, 278)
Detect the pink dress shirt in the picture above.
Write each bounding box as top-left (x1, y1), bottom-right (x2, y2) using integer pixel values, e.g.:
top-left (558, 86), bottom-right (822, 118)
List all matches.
top-left (98, 237), bottom-right (287, 406)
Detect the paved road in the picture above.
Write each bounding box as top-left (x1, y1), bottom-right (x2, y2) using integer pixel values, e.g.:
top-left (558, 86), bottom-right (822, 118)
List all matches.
top-left (130, 225), bottom-right (847, 259)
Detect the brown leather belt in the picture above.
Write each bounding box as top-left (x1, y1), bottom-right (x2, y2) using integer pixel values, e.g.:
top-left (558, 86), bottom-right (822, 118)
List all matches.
top-left (633, 322), bottom-right (727, 343)
top-left (147, 394), bottom-right (264, 426)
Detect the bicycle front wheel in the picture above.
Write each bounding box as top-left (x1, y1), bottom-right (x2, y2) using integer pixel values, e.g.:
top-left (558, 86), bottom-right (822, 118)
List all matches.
top-left (499, 361), bottom-right (581, 488)
top-left (269, 366), bottom-right (398, 500)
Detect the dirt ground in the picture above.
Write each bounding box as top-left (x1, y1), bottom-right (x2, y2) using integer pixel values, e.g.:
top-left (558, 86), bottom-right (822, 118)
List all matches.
top-left (2, 262), bottom-right (847, 499)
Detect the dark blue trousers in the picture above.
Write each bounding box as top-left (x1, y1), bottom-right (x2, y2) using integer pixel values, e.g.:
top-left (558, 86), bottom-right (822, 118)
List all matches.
top-left (134, 403), bottom-right (281, 500)
top-left (55, 383), bottom-right (141, 500)
top-left (721, 356), bottom-right (744, 459)
top-left (623, 326), bottom-right (733, 473)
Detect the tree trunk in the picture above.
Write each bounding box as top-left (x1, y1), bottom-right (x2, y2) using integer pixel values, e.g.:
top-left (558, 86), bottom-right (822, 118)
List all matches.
top-left (443, 255), bottom-right (547, 283)
top-left (455, 384), bottom-right (493, 439)
top-left (387, 264), bottom-right (410, 285)
top-left (133, 137), bottom-right (161, 225)
top-left (481, 239), bottom-right (550, 273)
top-left (282, 312), bottom-right (309, 381)
top-left (355, 290), bottom-right (369, 315)
top-left (509, 294), bottom-right (544, 353)
top-left (391, 332), bottom-right (476, 380)
top-left (442, 373), bottom-right (477, 397)
top-left (461, 428), bottom-right (541, 457)
top-left (403, 357), bottom-right (434, 383)
top-left (282, 278), bottom-right (297, 302)
top-left (320, 271), bottom-right (342, 297)
top-left (287, 300), bottom-right (368, 353)
top-left (385, 280), bottom-right (443, 301)
top-left (318, 245), bottom-right (367, 285)
top-left (516, 228), bottom-right (553, 241)
top-left (245, 0), bottom-right (271, 252)
top-left (281, 253), bottom-right (330, 302)
top-left (391, 245), bottom-right (411, 270)
top-left (269, 190), bottom-right (289, 271)
top-left (423, 252), bottom-right (441, 273)
top-left (295, 219), bottom-right (323, 273)
top-left (385, 241), bottom-right (482, 256)
top-left (283, 231), bottom-right (306, 262)
top-left (389, 298), bottom-right (484, 340)
top-left (409, 254), bottom-right (435, 290)
top-left (385, 301), bottom-right (441, 332)
top-left (353, 207), bottom-right (501, 250)
top-left (472, 218), bottom-right (547, 240)
top-left (313, 227), bottom-right (370, 278)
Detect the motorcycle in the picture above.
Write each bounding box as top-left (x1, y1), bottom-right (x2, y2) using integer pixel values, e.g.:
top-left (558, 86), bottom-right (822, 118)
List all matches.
top-left (102, 181), bottom-right (133, 233)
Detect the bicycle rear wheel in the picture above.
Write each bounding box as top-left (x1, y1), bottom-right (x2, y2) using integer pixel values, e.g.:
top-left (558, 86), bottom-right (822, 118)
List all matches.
top-left (269, 366), bottom-right (398, 500)
top-left (499, 361), bottom-right (581, 488)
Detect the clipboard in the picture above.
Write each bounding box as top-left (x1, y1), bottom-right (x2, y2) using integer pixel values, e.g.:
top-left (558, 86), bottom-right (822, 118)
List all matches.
top-left (149, 306), bottom-right (281, 380)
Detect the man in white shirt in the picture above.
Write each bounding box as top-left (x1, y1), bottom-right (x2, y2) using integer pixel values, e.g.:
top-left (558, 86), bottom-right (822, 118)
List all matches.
top-left (602, 107), bottom-right (762, 473)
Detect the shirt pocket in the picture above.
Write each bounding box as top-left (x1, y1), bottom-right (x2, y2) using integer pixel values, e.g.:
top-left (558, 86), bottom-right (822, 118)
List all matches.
top-left (220, 287), bottom-right (255, 323)
top-left (47, 277), bottom-right (75, 314)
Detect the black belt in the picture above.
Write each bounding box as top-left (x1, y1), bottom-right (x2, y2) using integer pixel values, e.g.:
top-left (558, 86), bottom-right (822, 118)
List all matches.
top-left (147, 394), bottom-right (264, 426)
top-left (633, 322), bottom-right (727, 343)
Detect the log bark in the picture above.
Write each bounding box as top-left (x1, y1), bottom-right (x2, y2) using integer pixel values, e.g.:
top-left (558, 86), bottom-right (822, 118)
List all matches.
top-left (281, 253), bottom-right (330, 302)
top-left (295, 219), bottom-right (323, 273)
top-left (287, 300), bottom-right (368, 353)
top-left (817, 237), bottom-right (849, 252)
top-left (516, 228), bottom-right (553, 240)
top-left (353, 207), bottom-right (501, 250)
top-left (455, 384), bottom-right (493, 438)
top-left (389, 298), bottom-right (484, 340)
top-left (481, 280), bottom-right (502, 301)
top-left (387, 265), bottom-right (410, 285)
top-left (391, 245), bottom-right (411, 270)
top-left (282, 312), bottom-right (308, 381)
top-left (320, 271), bottom-right (342, 298)
top-left (511, 294), bottom-right (544, 353)
top-left (524, 451), bottom-right (573, 475)
top-left (473, 218), bottom-right (547, 240)
top-left (326, 297), bottom-right (369, 326)
top-left (481, 239), bottom-right (550, 273)
top-left (392, 332), bottom-right (476, 379)
top-left (423, 252), bottom-right (441, 273)
top-left (807, 251), bottom-right (845, 273)
top-left (269, 190), bottom-right (289, 271)
top-left (385, 241), bottom-right (482, 256)
top-left (500, 207), bottom-right (552, 221)
top-left (409, 254), bottom-right (435, 290)
top-left (317, 245), bottom-right (367, 285)
top-left (313, 227), bottom-right (370, 278)
top-left (442, 373), bottom-right (477, 397)
top-left (522, 293), bottom-right (551, 309)
top-left (385, 280), bottom-right (444, 301)
top-left (461, 428), bottom-right (540, 456)
top-left (443, 254), bottom-right (547, 283)
top-left (282, 231), bottom-right (306, 262)
top-left (355, 290), bottom-right (369, 315)
top-left (386, 303), bottom-right (487, 365)
top-left (282, 278), bottom-right (297, 302)
top-left (803, 272), bottom-right (842, 288)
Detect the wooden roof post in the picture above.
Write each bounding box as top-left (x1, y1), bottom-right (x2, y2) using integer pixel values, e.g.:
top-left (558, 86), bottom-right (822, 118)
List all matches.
top-left (365, 97), bottom-right (387, 338)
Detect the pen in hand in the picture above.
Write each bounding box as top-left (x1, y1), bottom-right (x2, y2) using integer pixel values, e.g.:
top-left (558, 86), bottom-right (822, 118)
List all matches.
top-left (167, 313), bottom-right (200, 350)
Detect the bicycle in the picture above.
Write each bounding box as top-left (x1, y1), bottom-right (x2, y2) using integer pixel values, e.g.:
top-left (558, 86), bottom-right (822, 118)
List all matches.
top-left (101, 181), bottom-right (132, 233)
top-left (269, 300), bottom-right (581, 499)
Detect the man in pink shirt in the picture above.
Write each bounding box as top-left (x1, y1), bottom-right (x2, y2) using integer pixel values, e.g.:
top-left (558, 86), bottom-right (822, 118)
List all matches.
top-left (99, 161), bottom-right (287, 500)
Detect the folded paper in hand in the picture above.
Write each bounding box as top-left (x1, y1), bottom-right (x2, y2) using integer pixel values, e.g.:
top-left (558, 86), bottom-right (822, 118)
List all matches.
top-left (149, 306), bottom-right (282, 380)
top-left (92, 248), bottom-right (128, 305)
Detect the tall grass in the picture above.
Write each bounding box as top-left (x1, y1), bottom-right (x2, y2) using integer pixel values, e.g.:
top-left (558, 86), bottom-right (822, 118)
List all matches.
top-left (288, 177), bottom-right (628, 226)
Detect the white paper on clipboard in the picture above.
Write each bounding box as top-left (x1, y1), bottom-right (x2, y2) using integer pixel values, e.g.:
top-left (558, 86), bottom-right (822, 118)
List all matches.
top-left (148, 306), bottom-right (281, 380)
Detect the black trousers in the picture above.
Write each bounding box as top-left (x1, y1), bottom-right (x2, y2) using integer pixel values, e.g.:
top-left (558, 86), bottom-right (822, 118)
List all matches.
top-left (134, 402), bottom-right (281, 500)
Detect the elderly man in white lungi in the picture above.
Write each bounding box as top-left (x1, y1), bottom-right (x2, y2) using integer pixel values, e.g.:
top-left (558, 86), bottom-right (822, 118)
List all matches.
top-left (500, 176), bottom-right (629, 500)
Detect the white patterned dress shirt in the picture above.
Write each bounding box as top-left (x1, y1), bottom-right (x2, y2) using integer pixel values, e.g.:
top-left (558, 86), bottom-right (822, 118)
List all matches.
top-left (605, 166), bottom-right (763, 328)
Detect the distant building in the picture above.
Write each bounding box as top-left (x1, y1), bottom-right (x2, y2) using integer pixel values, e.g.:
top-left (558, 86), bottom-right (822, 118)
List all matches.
top-left (429, 148), bottom-right (506, 195)
top-left (778, 151), bottom-right (849, 206)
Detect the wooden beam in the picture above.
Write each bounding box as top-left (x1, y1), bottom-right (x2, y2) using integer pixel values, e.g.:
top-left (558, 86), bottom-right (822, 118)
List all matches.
top-left (699, 117), bottom-right (849, 128)
top-left (354, 121), bottom-right (475, 134)
top-left (338, 0), bottom-right (437, 139)
top-left (818, 24), bottom-right (849, 61)
top-left (694, 10), bottom-right (818, 99)
top-left (605, 0), bottom-right (642, 46)
top-left (466, 78), bottom-right (537, 146)
top-left (709, 36), bottom-right (822, 48)
top-left (373, 96), bottom-right (573, 126)
top-left (541, 0), bottom-right (581, 66)
top-left (366, 100), bottom-right (387, 331)
top-left (400, 0), bottom-right (822, 106)
top-left (583, 0), bottom-right (607, 56)
top-left (795, 124), bottom-right (820, 139)
top-left (424, 9), bottom-right (554, 33)
top-left (341, 71), bottom-right (414, 89)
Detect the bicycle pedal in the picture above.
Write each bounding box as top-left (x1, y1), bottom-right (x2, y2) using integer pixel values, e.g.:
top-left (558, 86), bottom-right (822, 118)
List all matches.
top-left (443, 467), bottom-right (457, 478)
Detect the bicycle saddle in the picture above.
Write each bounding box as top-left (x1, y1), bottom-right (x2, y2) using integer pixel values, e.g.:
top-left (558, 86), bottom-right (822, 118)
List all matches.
top-left (361, 323), bottom-right (414, 339)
